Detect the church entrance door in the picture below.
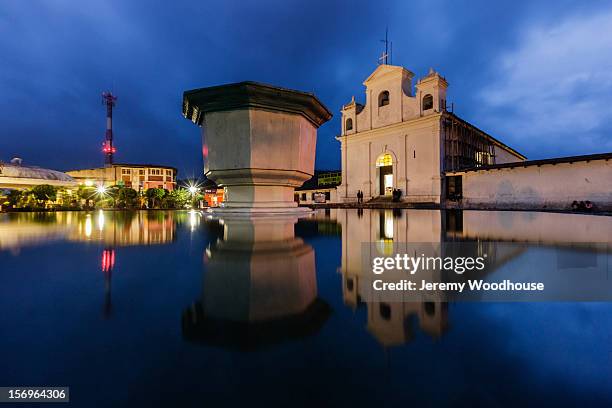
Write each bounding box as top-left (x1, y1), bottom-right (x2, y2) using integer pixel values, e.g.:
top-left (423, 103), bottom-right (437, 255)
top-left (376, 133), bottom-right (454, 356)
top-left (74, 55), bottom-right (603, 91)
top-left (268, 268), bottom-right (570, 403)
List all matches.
top-left (379, 165), bottom-right (393, 196)
top-left (376, 153), bottom-right (394, 196)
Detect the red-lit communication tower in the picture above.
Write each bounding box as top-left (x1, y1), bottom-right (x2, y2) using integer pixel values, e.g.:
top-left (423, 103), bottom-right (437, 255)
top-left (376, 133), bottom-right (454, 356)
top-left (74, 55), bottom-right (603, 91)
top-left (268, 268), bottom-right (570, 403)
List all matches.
top-left (102, 91), bottom-right (117, 165)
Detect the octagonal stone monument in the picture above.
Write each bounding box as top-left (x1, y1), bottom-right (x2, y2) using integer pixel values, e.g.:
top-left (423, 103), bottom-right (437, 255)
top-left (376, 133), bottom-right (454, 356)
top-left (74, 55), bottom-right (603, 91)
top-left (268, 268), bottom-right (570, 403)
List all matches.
top-left (183, 82), bottom-right (332, 214)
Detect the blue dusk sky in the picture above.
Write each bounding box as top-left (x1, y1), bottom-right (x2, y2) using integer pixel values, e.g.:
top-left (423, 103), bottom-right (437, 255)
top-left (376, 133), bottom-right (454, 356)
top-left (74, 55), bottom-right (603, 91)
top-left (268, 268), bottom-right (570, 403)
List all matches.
top-left (1, 0), bottom-right (612, 177)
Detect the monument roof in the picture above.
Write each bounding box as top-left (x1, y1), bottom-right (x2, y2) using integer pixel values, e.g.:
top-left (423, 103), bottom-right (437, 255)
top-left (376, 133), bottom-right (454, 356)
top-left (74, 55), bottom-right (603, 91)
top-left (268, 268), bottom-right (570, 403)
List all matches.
top-left (183, 81), bottom-right (333, 128)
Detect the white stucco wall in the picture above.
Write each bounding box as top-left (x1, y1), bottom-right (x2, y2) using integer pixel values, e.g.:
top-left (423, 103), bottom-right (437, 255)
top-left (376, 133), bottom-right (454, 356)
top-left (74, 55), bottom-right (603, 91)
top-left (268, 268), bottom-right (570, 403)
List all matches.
top-left (339, 115), bottom-right (442, 203)
top-left (452, 158), bottom-right (612, 211)
top-left (493, 144), bottom-right (524, 164)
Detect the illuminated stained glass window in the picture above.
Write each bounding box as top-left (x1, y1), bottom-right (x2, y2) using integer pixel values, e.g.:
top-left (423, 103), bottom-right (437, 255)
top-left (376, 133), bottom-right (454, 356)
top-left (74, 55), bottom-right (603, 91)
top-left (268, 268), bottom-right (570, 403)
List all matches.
top-left (376, 153), bottom-right (393, 167)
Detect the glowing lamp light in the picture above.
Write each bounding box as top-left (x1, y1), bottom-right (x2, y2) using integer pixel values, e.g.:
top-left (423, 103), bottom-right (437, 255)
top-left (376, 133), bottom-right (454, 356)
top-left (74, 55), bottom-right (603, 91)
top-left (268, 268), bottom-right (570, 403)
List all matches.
top-left (188, 186), bottom-right (198, 195)
top-left (96, 185), bottom-right (107, 195)
top-left (84, 180), bottom-right (94, 187)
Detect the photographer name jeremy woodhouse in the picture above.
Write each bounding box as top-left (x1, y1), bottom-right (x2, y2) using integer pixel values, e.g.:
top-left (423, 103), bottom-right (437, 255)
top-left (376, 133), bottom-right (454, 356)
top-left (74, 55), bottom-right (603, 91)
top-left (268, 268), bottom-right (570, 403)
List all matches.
top-left (372, 279), bottom-right (545, 292)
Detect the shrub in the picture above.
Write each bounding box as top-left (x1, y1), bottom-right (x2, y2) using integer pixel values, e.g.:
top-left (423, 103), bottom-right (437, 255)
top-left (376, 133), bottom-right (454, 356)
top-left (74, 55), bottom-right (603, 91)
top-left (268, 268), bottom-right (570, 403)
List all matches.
top-left (31, 185), bottom-right (57, 202)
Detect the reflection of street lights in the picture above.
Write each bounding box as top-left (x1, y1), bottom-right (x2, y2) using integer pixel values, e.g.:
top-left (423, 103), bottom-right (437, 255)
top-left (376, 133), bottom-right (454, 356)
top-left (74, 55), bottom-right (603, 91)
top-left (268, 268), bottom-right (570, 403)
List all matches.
top-left (97, 209), bottom-right (105, 231)
top-left (188, 210), bottom-right (200, 231)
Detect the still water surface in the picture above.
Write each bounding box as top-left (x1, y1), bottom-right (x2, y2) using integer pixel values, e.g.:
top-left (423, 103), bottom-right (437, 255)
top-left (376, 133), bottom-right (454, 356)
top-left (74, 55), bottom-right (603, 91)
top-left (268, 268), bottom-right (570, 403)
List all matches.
top-left (0, 210), bottom-right (611, 407)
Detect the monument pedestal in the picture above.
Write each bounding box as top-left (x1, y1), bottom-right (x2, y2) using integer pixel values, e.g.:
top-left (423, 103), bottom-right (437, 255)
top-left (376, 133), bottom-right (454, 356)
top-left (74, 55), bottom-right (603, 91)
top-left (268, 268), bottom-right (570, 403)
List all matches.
top-left (183, 82), bottom-right (332, 214)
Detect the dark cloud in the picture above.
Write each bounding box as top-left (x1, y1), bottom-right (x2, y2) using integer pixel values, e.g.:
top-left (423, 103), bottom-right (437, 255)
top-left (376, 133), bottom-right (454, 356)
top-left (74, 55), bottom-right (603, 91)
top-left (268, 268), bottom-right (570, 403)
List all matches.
top-left (1, 0), bottom-right (611, 175)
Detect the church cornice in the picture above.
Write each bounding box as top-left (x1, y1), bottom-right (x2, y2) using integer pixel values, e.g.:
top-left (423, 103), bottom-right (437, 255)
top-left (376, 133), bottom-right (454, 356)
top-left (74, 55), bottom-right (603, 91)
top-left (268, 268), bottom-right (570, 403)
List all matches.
top-left (335, 113), bottom-right (442, 143)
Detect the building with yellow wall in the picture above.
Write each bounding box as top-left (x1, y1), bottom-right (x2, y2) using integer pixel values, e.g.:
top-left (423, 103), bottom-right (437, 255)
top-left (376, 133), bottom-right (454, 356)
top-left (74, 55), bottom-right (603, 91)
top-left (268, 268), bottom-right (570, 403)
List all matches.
top-left (66, 163), bottom-right (177, 191)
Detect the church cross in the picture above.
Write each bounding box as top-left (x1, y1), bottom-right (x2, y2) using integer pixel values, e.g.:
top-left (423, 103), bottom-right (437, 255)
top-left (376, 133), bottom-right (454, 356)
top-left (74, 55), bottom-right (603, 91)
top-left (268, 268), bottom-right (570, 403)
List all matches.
top-left (379, 27), bottom-right (392, 65)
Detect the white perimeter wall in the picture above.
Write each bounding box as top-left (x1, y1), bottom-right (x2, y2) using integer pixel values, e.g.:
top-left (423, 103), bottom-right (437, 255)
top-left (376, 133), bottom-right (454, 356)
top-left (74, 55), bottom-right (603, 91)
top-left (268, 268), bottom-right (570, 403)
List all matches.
top-left (454, 158), bottom-right (612, 211)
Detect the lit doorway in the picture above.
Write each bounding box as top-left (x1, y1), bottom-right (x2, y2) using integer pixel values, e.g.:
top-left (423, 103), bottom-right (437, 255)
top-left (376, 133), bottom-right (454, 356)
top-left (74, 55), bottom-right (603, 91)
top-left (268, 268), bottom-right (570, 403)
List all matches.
top-left (376, 153), bottom-right (393, 196)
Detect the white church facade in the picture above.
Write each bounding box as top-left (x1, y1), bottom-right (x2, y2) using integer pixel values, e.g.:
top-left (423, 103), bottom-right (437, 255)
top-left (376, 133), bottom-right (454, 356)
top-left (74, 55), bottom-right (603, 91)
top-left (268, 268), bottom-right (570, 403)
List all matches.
top-left (335, 64), bottom-right (612, 211)
top-left (337, 64), bottom-right (525, 204)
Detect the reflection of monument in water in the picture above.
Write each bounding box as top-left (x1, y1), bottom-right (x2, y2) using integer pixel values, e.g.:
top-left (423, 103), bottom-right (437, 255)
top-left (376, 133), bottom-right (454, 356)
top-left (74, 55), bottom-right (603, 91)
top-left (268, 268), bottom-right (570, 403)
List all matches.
top-left (182, 215), bottom-right (331, 350)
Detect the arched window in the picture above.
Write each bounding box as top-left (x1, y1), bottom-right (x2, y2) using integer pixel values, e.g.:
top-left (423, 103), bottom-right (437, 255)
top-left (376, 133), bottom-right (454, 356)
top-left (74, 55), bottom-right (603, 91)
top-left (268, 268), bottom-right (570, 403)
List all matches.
top-left (345, 118), bottom-right (353, 131)
top-left (378, 91), bottom-right (390, 107)
top-left (423, 94), bottom-right (433, 110)
top-left (376, 153), bottom-right (393, 167)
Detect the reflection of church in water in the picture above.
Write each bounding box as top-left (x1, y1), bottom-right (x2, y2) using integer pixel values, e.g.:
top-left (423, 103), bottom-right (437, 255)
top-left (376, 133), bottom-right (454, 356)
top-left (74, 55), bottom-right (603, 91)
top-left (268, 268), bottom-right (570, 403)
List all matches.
top-left (337, 209), bottom-right (452, 347)
top-left (334, 209), bottom-right (517, 346)
top-left (331, 208), bottom-right (611, 348)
